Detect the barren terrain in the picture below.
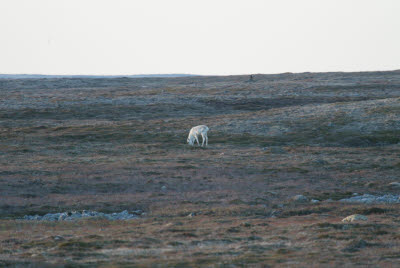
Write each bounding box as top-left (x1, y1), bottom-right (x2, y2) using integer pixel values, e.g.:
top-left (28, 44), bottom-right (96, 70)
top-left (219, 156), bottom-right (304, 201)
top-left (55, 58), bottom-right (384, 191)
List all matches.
top-left (1, 71), bottom-right (400, 267)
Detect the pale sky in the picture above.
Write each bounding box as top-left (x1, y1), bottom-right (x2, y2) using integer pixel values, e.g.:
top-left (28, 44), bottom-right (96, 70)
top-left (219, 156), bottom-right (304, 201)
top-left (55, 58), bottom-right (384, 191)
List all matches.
top-left (1, 0), bottom-right (399, 75)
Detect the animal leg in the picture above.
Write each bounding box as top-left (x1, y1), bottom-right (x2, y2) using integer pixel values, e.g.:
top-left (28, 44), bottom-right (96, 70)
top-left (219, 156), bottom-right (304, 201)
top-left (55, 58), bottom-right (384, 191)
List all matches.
top-left (195, 135), bottom-right (200, 146)
top-left (201, 133), bottom-right (205, 147)
top-left (205, 134), bottom-right (208, 146)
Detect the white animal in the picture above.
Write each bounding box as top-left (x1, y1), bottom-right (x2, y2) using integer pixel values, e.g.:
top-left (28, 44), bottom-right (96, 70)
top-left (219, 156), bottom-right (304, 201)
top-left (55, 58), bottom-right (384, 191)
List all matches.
top-left (187, 125), bottom-right (209, 147)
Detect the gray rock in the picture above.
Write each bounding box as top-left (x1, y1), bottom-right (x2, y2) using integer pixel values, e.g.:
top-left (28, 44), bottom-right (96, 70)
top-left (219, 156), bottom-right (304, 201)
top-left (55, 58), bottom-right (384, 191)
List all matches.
top-left (20, 210), bottom-right (141, 221)
top-left (53, 236), bottom-right (65, 241)
top-left (161, 185), bottom-right (167, 191)
top-left (42, 213), bottom-right (59, 221)
top-left (388, 182), bottom-right (400, 188)
top-left (342, 214), bottom-right (368, 223)
top-left (340, 194), bottom-right (400, 204)
top-left (69, 212), bottom-right (82, 219)
top-left (291, 195), bottom-right (308, 203)
top-left (311, 199), bottom-right (320, 203)
top-left (132, 210), bottom-right (143, 215)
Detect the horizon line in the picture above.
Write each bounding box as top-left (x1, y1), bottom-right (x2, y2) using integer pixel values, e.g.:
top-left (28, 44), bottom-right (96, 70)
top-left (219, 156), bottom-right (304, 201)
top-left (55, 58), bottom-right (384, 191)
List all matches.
top-left (0, 69), bottom-right (399, 78)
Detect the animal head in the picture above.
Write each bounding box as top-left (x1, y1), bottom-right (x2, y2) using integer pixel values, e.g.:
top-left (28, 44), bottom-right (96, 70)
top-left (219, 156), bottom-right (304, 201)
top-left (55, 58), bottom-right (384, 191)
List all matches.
top-left (187, 136), bottom-right (194, 145)
top-left (187, 134), bottom-right (195, 145)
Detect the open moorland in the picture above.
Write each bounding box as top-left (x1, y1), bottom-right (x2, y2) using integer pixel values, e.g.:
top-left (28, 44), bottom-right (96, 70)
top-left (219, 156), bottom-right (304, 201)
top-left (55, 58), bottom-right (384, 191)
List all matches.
top-left (1, 71), bottom-right (400, 267)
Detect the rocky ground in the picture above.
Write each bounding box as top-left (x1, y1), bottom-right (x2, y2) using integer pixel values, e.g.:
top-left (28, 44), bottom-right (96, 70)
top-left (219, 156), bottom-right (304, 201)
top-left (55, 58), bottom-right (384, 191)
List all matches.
top-left (0, 71), bottom-right (400, 267)
top-left (21, 210), bottom-right (143, 221)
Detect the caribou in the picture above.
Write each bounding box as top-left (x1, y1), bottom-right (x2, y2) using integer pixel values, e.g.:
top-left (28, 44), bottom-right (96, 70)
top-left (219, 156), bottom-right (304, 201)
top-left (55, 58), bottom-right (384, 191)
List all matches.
top-left (187, 125), bottom-right (209, 147)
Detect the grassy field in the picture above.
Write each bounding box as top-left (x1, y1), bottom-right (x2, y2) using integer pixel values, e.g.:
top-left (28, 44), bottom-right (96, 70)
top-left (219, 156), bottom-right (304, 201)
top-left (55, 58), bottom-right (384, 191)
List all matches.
top-left (1, 71), bottom-right (400, 267)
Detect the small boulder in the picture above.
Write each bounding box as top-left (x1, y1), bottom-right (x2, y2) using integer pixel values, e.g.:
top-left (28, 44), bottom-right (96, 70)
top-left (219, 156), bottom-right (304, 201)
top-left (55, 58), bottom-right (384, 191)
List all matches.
top-left (161, 186), bottom-right (167, 191)
top-left (132, 210), bottom-right (143, 215)
top-left (342, 214), bottom-right (368, 223)
top-left (388, 182), bottom-right (400, 188)
top-left (53, 236), bottom-right (65, 241)
top-left (311, 199), bottom-right (320, 203)
top-left (291, 195), bottom-right (308, 203)
top-left (58, 213), bottom-right (67, 221)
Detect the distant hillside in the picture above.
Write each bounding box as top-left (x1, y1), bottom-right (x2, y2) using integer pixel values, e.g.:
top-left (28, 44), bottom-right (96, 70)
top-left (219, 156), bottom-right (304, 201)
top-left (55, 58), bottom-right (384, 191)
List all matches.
top-left (0, 74), bottom-right (197, 79)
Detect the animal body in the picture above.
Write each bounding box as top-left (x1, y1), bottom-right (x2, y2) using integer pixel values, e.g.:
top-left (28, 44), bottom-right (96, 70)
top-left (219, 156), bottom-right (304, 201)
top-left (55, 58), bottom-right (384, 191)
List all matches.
top-left (187, 125), bottom-right (209, 147)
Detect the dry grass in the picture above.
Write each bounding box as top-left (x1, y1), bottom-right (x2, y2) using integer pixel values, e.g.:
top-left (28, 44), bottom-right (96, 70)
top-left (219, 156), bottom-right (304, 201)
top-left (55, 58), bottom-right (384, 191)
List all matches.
top-left (1, 213), bottom-right (399, 267)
